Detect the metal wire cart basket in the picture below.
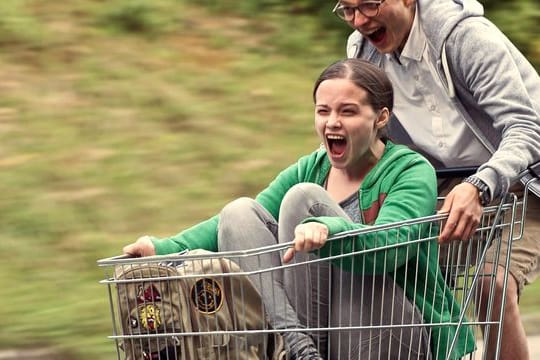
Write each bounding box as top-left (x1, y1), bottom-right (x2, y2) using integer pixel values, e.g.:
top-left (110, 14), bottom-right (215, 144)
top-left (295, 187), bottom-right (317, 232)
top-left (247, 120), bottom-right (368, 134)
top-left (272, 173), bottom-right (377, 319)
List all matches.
top-left (98, 170), bottom-right (538, 360)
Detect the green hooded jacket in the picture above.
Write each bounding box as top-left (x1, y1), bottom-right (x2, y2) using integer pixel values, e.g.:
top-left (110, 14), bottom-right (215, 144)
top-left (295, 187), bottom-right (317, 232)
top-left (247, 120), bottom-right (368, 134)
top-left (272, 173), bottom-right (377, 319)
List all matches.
top-left (151, 141), bottom-right (475, 359)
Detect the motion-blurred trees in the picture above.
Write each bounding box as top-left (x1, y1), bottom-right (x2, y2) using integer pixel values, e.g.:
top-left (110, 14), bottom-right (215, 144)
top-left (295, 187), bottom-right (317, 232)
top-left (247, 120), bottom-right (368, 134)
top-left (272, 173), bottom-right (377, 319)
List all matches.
top-left (483, 0), bottom-right (540, 69)
top-left (199, 0), bottom-right (540, 70)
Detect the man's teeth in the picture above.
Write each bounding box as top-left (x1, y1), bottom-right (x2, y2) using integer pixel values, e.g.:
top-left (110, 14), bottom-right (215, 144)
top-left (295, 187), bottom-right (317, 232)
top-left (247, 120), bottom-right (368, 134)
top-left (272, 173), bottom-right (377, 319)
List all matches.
top-left (365, 28), bottom-right (379, 36)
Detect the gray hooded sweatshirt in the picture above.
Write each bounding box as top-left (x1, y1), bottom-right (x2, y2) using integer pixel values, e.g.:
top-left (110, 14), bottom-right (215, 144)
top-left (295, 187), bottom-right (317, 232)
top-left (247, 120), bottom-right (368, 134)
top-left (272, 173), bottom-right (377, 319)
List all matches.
top-left (346, 0), bottom-right (540, 200)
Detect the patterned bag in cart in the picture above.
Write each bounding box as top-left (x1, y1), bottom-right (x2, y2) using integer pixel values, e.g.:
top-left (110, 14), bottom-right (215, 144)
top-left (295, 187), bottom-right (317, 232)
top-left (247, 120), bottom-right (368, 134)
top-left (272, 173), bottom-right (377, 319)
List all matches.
top-left (115, 249), bottom-right (285, 360)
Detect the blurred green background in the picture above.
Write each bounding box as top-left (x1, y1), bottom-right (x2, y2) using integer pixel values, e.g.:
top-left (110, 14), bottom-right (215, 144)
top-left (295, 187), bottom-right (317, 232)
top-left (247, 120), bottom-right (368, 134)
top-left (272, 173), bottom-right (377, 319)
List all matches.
top-left (1, 1), bottom-right (539, 358)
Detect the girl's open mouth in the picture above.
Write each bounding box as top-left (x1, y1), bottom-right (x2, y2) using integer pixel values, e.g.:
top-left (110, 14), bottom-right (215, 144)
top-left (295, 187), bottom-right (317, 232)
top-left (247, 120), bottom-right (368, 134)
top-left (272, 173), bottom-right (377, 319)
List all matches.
top-left (327, 135), bottom-right (347, 157)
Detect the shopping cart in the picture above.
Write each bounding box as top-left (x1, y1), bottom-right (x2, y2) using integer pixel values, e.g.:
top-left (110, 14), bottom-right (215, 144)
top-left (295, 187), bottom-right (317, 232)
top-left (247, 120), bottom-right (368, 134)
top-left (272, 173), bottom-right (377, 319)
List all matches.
top-left (98, 168), bottom-right (538, 360)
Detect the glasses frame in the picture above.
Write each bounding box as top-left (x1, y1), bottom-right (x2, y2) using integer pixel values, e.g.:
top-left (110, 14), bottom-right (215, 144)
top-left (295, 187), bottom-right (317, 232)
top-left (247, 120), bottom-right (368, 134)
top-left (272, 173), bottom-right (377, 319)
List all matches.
top-left (332, 1), bottom-right (386, 21)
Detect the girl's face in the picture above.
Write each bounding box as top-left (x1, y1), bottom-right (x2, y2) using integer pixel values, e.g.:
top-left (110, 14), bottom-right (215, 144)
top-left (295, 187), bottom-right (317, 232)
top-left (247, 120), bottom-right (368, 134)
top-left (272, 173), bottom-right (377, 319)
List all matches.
top-left (314, 78), bottom-right (388, 171)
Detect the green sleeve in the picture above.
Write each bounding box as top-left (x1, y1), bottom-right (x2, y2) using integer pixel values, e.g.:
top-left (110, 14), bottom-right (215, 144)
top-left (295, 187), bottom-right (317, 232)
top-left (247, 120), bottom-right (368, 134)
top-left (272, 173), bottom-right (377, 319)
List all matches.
top-left (255, 152), bottom-right (323, 220)
top-left (309, 158), bottom-right (437, 274)
top-left (152, 216), bottom-right (219, 255)
top-left (152, 151), bottom-right (324, 255)
top-left (150, 169), bottom-right (299, 255)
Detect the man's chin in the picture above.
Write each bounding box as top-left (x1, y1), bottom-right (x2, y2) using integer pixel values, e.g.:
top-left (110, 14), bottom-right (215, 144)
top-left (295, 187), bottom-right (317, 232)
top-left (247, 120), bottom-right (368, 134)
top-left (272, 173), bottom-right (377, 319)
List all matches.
top-left (369, 41), bottom-right (397, 55)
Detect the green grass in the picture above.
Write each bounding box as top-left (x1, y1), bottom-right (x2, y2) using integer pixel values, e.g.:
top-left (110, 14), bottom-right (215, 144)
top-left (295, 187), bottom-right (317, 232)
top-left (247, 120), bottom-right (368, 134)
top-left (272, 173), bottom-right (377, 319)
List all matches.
top-left (0, 1), bottom-right (539, 359)
top-left (0, 1), bottom-right (339, 358)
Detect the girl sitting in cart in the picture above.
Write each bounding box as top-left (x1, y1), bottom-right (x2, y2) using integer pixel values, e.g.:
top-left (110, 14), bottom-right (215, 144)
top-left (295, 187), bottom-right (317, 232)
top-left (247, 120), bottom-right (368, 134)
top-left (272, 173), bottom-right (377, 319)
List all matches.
top-left (123, 58), bottom-right (474, 359)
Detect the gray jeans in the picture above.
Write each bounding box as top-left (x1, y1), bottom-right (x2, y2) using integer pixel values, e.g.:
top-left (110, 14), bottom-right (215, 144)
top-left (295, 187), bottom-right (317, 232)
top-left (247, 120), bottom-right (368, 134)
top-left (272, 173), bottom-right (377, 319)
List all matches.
top-left (217, 183), bottom-right (430, 359)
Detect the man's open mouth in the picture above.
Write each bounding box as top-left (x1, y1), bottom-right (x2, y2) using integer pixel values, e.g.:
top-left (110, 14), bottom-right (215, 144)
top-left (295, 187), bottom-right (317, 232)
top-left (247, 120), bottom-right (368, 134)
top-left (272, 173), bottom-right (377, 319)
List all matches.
top-left (367, 27), bottom-right (386, 43)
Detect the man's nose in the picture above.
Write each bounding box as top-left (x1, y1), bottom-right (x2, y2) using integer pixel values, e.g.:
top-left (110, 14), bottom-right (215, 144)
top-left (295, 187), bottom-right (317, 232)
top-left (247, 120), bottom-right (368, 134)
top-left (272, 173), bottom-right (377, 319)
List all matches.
top-left (352, 9), bottom-right (370, 28)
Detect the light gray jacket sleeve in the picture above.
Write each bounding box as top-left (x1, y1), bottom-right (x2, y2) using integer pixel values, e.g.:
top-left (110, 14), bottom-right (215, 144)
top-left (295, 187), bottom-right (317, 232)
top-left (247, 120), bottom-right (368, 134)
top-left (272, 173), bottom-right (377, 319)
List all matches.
top-left (444, 18), bottom-right (540, 199)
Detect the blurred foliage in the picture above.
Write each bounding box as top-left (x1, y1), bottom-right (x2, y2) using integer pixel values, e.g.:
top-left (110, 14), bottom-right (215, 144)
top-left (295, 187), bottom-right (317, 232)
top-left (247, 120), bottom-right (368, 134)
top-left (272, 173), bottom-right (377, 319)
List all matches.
top-left (95, 0), bottom-right (183, 36)
top-left (0, 1), bottom-right (538, 359)
top-left (484, 0), bottom-right (540, 69)
top-left (196, 0), bottom-right (540, 69)
top-left (0, 0), bottom-right (48, 47)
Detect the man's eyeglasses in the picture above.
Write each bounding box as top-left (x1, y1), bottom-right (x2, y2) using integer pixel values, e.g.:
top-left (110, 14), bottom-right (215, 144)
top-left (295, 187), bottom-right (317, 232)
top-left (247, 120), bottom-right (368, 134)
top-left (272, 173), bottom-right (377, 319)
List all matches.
top-left (333, 1), bottom-right (386, 21)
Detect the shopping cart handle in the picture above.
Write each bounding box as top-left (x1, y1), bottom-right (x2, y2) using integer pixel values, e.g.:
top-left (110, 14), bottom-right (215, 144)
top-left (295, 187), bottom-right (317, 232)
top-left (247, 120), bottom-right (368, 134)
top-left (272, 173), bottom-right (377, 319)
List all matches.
top-left (98, 254), bottom-right (133, 262)
top-left (435, 167), bottom-right (478, 179)
top-left (436, 161), bottom-right (540, 180)
top-left (529, 161), bottom-right (540, 178)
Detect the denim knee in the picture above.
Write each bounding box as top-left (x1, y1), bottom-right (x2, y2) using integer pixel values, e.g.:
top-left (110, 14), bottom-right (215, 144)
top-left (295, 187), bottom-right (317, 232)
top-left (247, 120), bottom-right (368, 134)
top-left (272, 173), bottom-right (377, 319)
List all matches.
top-left (281, 183), bottom-right (327, 210)
top-left (218, 197), bottom-right (279, 252)
top-left (221, 196), bottom-right (257, 220)
top-left (219, 197), bottom-right (259, 232)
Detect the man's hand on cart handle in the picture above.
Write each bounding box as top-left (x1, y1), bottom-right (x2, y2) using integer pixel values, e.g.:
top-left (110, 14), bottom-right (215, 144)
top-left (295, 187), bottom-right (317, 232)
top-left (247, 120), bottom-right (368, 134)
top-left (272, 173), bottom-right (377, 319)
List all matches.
top-left (123, 235), bottom-right (157, 257)
top-left (437, 182), bottom-right (483, 243)
top-left (283, 222), bottom-right (329, 263)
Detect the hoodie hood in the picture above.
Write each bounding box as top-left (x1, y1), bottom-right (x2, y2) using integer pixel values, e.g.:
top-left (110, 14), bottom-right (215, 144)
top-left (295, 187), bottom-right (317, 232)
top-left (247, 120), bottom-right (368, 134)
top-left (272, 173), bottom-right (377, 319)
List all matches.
top-left (347, 0), bottom-right (484, 59)
top-left (417, 0), bottom-right (484, 54)
top-left (362, 141), bottom-right (429, 189)
top-left (314, 142), bottom-right (428, 190)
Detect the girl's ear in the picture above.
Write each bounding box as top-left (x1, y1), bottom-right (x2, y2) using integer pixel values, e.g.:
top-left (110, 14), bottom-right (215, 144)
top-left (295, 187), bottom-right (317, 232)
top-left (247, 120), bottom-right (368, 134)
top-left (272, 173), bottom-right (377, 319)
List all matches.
top-left (375, 107), bottom-right (390, 130)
